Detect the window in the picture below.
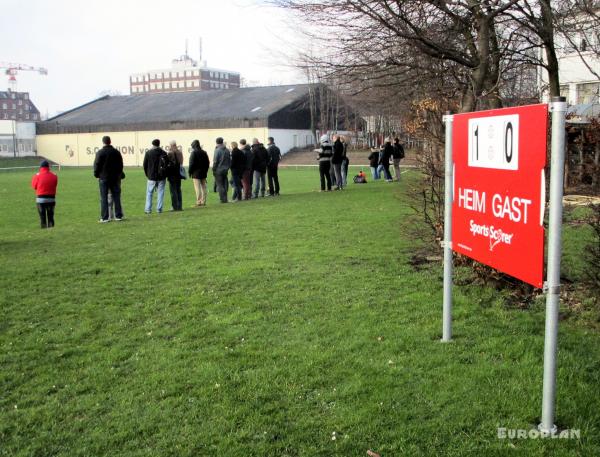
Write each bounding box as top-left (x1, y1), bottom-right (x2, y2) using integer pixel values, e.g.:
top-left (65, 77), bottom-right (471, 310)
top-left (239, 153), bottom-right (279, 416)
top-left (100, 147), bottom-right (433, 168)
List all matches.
top-left (226, 73), bottom-right (229, 80)
top-left (11, 93), bottom-right (15, 99)
top-left (3, 113), bottom-right (7, 119)
top-left (24, 94), bottom-right (28, 100)
top-left (209, 71), bottom-right (213, 78)
top-left (32, 114), bottom-right (37, 120)
top-left (12, 104), bottom-right (16, 109)
top-left (1, 144), bottom-right (7, 151)
top-left (576, 82), bottom-right (600, 104)
top-left (25, 104), bottom-right (29, 111)
top-left (2, 103), bottom-right (6, 109)
top-left (18, 99), bottom-right (22, 105)
top-left (25, 114), bottom-right (29, 119)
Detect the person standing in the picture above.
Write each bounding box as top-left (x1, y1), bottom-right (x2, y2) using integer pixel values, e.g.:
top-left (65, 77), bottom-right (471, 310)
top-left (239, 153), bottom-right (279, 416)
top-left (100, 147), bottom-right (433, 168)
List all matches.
top-left (380, 138), bottom-right (394, 182)
top-left (331, 135), bottom-right (344, 190)
top-left (31, 160), bottom-right (58, 229)
top-left (392, 137), bottom-right (405, 181)
top-left (240, 139), bottom-right (254, 200)
top-left (213, 137), bottom-right (231, 203)
top-left (93, 135), bottom-right (124, 222)
top-left (368, 147), bottom-right (380, 180)
top-left (266, 136), bottom-right (282, 196)
top-left (341, 135), bottom-right (350, 187)
top-left (230, 141), bottom-right (245, 202)
top-left (188, 140), bottom-right (210, 206)
top-left (318, 134), bottom-right (333, 191)
top-left (251, 138), bottom-right (269, 198)
top-left (143, 139), bottom-right (168, 214)
top-left (167, 140), bottom-right (184, 211)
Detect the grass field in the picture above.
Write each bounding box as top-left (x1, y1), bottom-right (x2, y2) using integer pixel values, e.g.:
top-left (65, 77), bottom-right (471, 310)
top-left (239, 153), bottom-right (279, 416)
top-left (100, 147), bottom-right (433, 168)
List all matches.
top-left (1, 165), bottom-right (599, 456)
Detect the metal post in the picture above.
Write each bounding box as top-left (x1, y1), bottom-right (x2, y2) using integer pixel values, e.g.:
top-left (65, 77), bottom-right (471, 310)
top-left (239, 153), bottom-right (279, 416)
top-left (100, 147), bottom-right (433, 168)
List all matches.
top-left (442, 112), bottom-right (454, 342)
top-left (539, 96), bottom-right (567, 435)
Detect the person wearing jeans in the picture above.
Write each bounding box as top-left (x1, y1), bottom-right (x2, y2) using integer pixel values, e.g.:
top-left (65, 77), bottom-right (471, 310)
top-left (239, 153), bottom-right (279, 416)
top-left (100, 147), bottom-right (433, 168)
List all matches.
top-left (145, 179), bottom-right (166, 213)
top-left (368, 148), bottom-right (380, 180)
top-left (93, 135), bottom-right (124, 222)
top-left (251, 138), bottom-right (269, 198)
top-left (331, 135), bottom-right (344, 190)
top-left (143, 139), bottom-right (168, 213)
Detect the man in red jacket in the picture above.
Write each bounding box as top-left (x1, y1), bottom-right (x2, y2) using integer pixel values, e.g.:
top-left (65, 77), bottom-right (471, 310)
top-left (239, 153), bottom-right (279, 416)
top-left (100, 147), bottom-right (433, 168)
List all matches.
top-left (31, 160), bottom-right (58, 228)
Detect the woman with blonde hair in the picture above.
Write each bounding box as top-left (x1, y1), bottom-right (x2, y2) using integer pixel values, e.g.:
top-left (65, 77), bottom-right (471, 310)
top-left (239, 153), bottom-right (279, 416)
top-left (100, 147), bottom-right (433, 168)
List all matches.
top-left (167, 140), bottom-right (184, 211)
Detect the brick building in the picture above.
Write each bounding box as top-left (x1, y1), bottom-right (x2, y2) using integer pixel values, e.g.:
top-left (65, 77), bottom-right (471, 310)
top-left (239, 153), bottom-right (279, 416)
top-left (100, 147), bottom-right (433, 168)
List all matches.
top-left (0, 90), bottom-right (41, 121)
top-left (130, 55), bottom-right (240, 95)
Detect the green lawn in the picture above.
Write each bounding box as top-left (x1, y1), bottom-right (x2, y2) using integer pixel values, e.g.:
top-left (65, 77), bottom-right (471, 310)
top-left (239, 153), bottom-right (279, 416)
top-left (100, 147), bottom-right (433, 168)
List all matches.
top-left (0, 166), bottom-right (598, 456)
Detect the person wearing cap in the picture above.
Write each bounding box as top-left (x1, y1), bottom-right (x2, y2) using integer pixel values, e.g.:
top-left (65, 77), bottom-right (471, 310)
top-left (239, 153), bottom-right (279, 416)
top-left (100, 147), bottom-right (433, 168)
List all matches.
top-left (143, 139), bottom-right (168, 213)
top-left (31, 160), bottom-right (58, 228)
top-left (317, 134), bottom-right (333, 191)
top-left (212, 137), bottom-right (231, 203)
top-left (94, 135), bottom-right (125, 222)
top-left (266, 136), bottom-right (281, 196)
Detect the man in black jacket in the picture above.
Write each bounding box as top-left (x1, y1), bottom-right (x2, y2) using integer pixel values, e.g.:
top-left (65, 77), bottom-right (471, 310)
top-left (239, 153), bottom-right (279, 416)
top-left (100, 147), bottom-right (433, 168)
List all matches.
top-left (230, 141), bottom-right (245, 202)
top-left (331, 135), bottom-right (344, 190)
top-left (143, 139), bottom-right (168, 213)
top-left (93, 135), bottom-right (124, 222)
top-left (392, 137), bottom-right (405, 182)
top-left (188, 140), bottom-right (210, 206)
top-left (266, 137), bottom-right (282, 196)
top-left (251, 138), bottom-right (269, 198)
top-left (240, 139), bottom-right (254, 200)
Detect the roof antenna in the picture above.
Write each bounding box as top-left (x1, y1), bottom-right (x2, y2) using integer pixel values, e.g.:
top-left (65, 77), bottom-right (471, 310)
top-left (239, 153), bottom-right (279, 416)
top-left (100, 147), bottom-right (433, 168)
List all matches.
top-left (185, 38), bottom-right (188, 58)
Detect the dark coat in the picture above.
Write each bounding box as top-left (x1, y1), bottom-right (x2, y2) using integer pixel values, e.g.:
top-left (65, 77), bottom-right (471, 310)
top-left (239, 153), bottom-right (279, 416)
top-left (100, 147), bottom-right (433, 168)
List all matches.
top-left (93, 145), bottom-right (123, 181)
top-left (188, 146), bottom-right (210, 179)
top-left (267, 144), bottom-right (281, 167)
top-left (251, 143), bottom-right (269, 173)
top-left (230, 147), bottom-right (246, 176)
top-left (332, 139), bottom-right (344, 164)
top-left (380, 143), bottom-right (393, 166)
top-left (143, 146), bottom-right (168, 181)
top-left (368, 150), bottom-right (379, 167)
top-left (392, 142), bottom-right (405, 159)
top-left (241, 144), bottom-right (254, 171)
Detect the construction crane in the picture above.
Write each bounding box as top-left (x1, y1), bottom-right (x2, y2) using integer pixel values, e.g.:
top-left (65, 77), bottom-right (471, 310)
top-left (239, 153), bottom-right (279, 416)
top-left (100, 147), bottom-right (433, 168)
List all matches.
top-left (0, 62), bottom-right (48, 91)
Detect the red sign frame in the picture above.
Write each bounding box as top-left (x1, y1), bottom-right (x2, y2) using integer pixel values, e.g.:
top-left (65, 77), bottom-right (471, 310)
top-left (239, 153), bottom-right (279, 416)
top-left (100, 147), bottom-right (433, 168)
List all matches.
top-left (452, 104), bottom-right (548, 288)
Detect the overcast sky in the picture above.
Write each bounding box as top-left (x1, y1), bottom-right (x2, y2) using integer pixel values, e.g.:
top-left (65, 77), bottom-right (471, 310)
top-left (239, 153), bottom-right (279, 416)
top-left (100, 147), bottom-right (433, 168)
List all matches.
top-left (1, 0), bottom-right (307, 117)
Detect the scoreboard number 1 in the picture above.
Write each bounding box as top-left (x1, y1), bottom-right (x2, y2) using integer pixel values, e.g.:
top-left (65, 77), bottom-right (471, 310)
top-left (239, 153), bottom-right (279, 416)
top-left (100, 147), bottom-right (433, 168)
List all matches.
top-left (468, 114), bottom-right (519, 170)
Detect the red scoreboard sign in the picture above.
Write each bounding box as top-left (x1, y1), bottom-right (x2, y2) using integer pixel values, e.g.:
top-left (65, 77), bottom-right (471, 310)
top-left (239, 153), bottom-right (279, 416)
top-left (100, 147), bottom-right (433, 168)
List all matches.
top-left (452, 104), bottom-right (548, 288)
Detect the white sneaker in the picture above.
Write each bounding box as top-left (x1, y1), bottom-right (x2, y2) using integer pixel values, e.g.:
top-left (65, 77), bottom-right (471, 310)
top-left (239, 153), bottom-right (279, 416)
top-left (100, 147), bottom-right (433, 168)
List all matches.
top-left (99, 219), bottom-right (110, 223)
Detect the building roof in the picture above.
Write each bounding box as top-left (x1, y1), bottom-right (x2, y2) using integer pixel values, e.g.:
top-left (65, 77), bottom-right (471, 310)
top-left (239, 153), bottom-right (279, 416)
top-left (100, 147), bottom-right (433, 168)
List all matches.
top-left (38, 84), bottom-right (311, 134)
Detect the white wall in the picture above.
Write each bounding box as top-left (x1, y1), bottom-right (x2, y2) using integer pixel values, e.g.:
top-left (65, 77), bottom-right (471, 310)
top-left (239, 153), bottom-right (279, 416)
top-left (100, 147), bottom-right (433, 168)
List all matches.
top-left (267, 129), bottom-right (314, 155)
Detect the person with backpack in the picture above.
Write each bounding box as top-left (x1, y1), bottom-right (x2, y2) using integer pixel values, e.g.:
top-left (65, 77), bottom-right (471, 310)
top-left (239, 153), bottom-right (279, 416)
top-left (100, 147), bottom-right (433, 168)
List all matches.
top-left (31, 160), bottom-right (58, 229)
top-left (167, 140), bottom-right (184, 211)
top-left (392, 137), bottom-right (405, 181)
top-left (213, 137), bottom-right (231, 203)
top-left (93, 135), bottom-right (124, 222)
top-left (266, 136), bottom-right (282, 196)
top-left (251, 138), bottom-right (269, 198)
top-left (143, 139), bottom-right (169, 214)
top-left (188, 140), bottom-right (210, 206)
